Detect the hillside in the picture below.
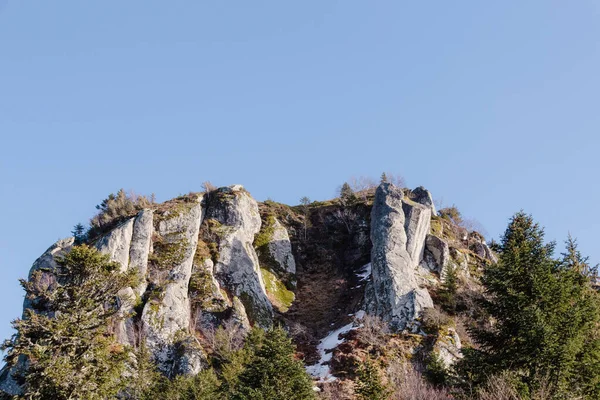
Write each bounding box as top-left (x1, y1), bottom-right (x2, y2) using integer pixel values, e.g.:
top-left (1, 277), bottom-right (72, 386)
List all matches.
top-left (1, 182), bottom-right (597, 400)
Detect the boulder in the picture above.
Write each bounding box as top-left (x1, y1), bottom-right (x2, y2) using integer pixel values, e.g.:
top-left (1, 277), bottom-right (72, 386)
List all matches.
top-left (433, 327), bottom-right (463, 368)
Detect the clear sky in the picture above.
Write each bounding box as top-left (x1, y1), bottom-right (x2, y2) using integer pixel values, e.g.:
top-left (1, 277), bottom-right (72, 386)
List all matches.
top-left (1, 1), bottom-right (599, 348)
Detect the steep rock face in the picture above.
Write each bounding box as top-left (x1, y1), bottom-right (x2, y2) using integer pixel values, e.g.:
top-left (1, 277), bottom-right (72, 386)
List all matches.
top-left (402, 201), bottom-right (431, 267)
top-left (206, 186), bottom-right (273, 327)
top-left (22, 238), bottom-right (75, 314)
top-left (96, 218), bottom-right (135, 272)
top-left (422, 234), bottom-right (450, 280)
top-left (94, 210), bottom-right (155, 346)
top-left (366, 183), bottom-right (433, 331)
top-left (141, 199), bottom-right (205, 375)
top-left (267, 218), bottom-right (296, 276)
top-left (129, 209), bottom-right (154, 295)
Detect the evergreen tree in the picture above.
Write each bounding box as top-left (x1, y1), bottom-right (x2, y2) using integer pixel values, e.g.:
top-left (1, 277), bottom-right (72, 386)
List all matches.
top-left (354, 358), bottom-right (390, 400)
top-left (438, 264), bottom-right (458, 312)
top-left (380, 172), bottom-right (388, 184)
top-left (2, 245), bottom-right (138, 400)
top-left (233, 326), bottom-right (316, 400)
top-left (71, 223), bottom-right (87, 245)
top-left (461, 212), bottom-right (600, 397)
top-left (339, 182), bottom-right (356, 206)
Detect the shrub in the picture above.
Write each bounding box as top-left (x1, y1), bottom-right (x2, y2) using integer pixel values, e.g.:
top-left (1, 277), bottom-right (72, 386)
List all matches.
top-left (354, 358), bottom-right (391, 400)
top-left (438, 206), bottom-right (462, 225)
top-left (88, 189), bottom-right (151, 240)
top-left (420, 308), bottom-right (451, 335)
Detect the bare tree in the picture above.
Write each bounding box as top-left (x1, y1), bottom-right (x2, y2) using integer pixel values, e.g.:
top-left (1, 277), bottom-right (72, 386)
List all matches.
top-left (300, 196), bottom-right (311, 240)
top-left (202, 181), bottom-right (217, 194)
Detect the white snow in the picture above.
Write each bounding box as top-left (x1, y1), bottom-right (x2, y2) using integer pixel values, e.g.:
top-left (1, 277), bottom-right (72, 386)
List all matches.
top-left (356, 263), bottom-right (372, 281)
top-left (306, 321), bottom-right (356, 382)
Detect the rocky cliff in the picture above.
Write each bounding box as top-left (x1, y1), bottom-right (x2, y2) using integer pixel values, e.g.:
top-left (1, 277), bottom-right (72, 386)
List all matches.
top-left (1, 182), bottom-right (497, 395)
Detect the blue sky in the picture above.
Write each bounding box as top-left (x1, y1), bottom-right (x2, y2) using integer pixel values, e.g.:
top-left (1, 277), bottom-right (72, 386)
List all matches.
top-left (1, 1), bottom-right (600, 346)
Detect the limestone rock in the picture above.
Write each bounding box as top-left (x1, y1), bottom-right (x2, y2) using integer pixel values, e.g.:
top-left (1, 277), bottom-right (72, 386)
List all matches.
top-left (402, 201), bottom-right (432, 267)
top-left (412, 186), bottom-right (436, 215)
top-left (469, 232), bottom-right (497, 263)
top-left (267, 218), bottom-right (296, 276)
top-left (22, 237), bottom-right (75, 314)
top-left (141, 200), bottom-right (205, 372)
top-left (207, 186), bottom-right (273, 328)
top-left (96, 218), bottom-right (135, 272)
top-left (433, 328), bottom-right (463, 368)
top-left (422, 234), bottom-right (450, 280)
top-left (115, 287), bottom-right (137, 346)
top-left (366, 183), bottom-right (433, 331)
top-left (129, 209), bottom-right (154, 295)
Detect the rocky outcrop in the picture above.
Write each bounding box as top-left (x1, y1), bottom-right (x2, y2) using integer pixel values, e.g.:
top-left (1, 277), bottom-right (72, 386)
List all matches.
top-left (366, 183), bottom-right (433, 331)
top-left (469, 232), bottom-right (497, 263)
top-left (141, 199), bottom-right (206, 374)
top-left (22, 238), bottom-right (74, 314)
top-left (412, 186), bottom-right (436, 215)
top-left (129, 209), bottom-right (154, 295)
top-left (433, 327), bottom-right (463, 368)
top-left (402, 201), bottom-right (431, 267)
top-left (207, 186), bottom-right (273, 328)
top-left (421, 234), bottom-right (451, 280)
top-left (267, 218), bottom-right (296, 276)
top-left (96, 218), bottom-right (135, 272)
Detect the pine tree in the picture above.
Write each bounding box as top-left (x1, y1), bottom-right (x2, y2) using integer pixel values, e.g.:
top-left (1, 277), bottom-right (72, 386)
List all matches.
top-left (380, 172), bottom-right (388, 184)
top-left (339, 182), bottom-right (356, 206)
top-left (461, 212), bottom-right (600, 397)
top-left (71, 222), bottom-right (87, 245)
top-left (233, 326), bottom-right (316, 400)
top-left (2, 245), bottom-right (138, 400)
top-left (354, 358), bottom-right (390, 400)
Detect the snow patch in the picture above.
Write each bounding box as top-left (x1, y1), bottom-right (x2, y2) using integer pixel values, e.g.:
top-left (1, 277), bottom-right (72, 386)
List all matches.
top-left (306, 311), bottom-right (367, 382)
top-left (356, 263), bottom-right (372, 281)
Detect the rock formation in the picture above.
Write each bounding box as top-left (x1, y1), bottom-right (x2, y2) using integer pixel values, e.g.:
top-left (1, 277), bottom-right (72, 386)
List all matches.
top-left (366, 183), bottom-right (433, 331)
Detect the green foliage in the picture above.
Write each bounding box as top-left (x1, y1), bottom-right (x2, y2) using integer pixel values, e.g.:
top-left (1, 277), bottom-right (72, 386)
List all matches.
top-left (2, 245), bottom-right (138, 400)
top-left (154, 369), bottom-right (222, 400)
top-left (88, 189), bottom-right (151, 240)
top-left (71, 223), bottom-right (87, 245)
top-left (438, 206), bottom-right (462, 225)
top-left (125, 340), bottom-right (163, 400)
top-left (149, 235), bottom-right (189, 270)
top-left (260, 268), bottom-right (295, 312)
top-left (354, 358), bottom-right (391, 400)
top-left (254, 215), bottom-right (276, 250)
top-left (339, 182), bottom-right (357, 207)
top-left (424, 353), bottom-right (448, 387)
top-left (233, 326), bottom-right (316, 400)
top-left (380, 172), bottom-right (388, 183)
top-left (438, 264), bottom-right (459, 312)
top-left (460, 212), bottom-right (600, 398)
